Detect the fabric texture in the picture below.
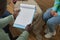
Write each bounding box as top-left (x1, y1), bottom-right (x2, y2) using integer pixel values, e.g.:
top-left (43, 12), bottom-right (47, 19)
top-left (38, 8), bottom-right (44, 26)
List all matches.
top-left (43, 8), bottom-right (60, 32)
top-left (52, 0), bottom-right (60, 15)
top-left (16, 31), bottom-right (29, 40)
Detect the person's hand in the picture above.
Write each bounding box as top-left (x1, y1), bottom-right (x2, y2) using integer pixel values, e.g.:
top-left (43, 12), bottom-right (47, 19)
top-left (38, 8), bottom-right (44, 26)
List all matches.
top-left (51, 10), bottom-right (58, 16)
top-left (13, 8), bottom-right (20, 19)
top-left (25, 24), bottom-right (33, 33)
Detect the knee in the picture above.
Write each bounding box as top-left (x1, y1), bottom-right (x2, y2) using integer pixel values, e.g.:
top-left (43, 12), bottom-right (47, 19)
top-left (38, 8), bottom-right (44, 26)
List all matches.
top-left (43, 14), bottom-right (47, 21)
top-left (47, 20), bottom-right (51, 25)
top-left (47, 19), bottom-right (54, 25)
top-left (43, 14), bottom-right (46, 20)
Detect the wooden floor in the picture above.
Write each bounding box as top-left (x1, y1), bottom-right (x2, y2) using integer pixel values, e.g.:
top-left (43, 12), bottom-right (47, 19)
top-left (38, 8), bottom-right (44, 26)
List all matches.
top-left (28, 25), bottom-right (60, 40)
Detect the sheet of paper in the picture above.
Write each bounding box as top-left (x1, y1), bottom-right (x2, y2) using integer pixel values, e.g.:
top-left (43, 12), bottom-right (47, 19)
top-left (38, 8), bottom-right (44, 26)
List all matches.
top-left (13, 4), bottom-right (36, 29)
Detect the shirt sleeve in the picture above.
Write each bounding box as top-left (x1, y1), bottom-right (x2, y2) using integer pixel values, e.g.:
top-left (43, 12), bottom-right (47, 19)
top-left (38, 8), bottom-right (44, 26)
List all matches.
top-left (16, 31), bottom-right (29, 40)
top-left (0, 15), bottom-right (14, 28)
top-left (52, 0), bottom-right (60, 12)
top-left (0, 29), bottom-right (10, 40)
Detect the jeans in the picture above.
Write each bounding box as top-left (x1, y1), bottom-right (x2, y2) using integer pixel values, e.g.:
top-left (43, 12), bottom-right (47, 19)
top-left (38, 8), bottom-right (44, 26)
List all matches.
top-left (43, 8), bottom-right (60, 32)
top-left (0, 10), bottom-right (11, 18)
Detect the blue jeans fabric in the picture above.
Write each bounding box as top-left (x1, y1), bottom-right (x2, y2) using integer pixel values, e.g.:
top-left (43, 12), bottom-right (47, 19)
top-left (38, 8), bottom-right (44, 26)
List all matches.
top-left (0, 10), bottom-right (11, 18)
top-left (43, 8), bottom-right (60, 32)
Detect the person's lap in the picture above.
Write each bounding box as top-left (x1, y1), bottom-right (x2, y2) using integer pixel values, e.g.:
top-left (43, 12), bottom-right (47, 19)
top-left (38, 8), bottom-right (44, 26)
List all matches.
top-left (1, 10), bottom-right (11, 18)
top-left (43, 8), bottom-right (53, 22)
top-left (43, 8), bottom-right (60, 32)
top-left (43, 8), bottom-right (60, 24)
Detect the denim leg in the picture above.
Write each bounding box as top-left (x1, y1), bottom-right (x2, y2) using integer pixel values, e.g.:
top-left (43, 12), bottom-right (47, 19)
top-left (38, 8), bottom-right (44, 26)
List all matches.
top-left (2, 10), bottom-right (11, 18)
top-left (43, 8), bottom-right (53, 22)
top-left (47, 16), bottom-right (60, 32)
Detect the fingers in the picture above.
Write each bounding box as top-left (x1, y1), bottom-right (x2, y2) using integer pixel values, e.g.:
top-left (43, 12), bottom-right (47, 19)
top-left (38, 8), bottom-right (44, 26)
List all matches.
top-left (53, 13), bottom-right (58, 16)
top-left (27, 24), bottom-right (31, 27)
top-left (51, 10), bottom-right (58, 16)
